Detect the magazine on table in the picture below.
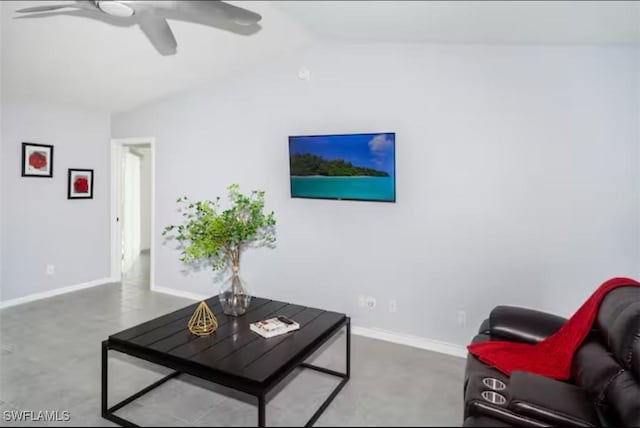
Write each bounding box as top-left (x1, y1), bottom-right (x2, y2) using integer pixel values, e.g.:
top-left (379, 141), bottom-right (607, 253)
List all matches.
top-left (250, 316), bottom-right (300, 338)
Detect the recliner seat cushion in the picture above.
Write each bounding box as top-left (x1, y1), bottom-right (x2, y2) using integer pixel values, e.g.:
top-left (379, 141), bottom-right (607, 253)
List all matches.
top-left (596, 286), bottom-right (640, 378)
top-left (606, 369), bottom-right (640, 426)
top-left (572, 340), bottom-right (623, 407)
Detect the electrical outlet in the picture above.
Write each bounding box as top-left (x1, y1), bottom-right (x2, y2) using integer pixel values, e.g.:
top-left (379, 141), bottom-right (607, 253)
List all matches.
top-left (366, 296), bottom-right (376, 309)
top-left (457, 310), bottom-right (467, 327)
top-left (46, 264), bottom-right (55, 276)
top-left (389, 299), bottom-right (397, 313)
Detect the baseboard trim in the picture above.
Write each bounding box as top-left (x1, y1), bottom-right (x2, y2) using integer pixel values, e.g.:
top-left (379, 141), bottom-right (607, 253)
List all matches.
top-left (351, 326), bottom-right (468, 359)
top-left (151, 285), bottom-right (209, 302)
top-left (0, 277), bottom-right (114, 309)
top-left (149, 286), bottom-right (468, 359)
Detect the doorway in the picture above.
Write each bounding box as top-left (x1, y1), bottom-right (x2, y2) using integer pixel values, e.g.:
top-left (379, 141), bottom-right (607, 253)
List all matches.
top-left (111, 138), bottom-right (155, 289)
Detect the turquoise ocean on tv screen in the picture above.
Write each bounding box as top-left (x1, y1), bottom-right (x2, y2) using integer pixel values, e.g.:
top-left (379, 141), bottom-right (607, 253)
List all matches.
top-left (290, 176), bottom-right (395, 201)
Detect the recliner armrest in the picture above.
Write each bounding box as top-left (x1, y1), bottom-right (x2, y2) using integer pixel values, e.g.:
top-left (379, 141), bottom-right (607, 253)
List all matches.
top-left (489, 305), bottom-right (566, 344)
top-left (509, 371), bottom-right (599, 427)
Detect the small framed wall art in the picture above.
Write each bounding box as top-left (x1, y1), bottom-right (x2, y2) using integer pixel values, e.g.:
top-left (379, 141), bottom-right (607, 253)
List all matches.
top-left (22, 142), bottom-right (54, 177)
top-left (68, 169), bottom-right (94, 200)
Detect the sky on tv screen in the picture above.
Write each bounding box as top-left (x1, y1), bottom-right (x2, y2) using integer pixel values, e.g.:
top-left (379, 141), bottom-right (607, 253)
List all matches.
top-left (289, 133), bottom-right (395, 176)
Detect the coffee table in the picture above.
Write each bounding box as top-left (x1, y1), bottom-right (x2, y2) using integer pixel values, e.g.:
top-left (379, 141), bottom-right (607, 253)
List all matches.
top-left (101, 296), bottom-right (350, 427)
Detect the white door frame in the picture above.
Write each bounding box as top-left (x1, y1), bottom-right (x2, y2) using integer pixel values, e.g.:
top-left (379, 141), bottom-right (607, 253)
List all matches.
top-left (110, 137), bottom-right (156, 289)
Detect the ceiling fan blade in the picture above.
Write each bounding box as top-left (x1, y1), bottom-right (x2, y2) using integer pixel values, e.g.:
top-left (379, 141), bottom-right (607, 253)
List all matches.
top-left (16, 1), bottom-right (96, 13)
top-left (175, 1), bottom-right (262, 25)
top-left (15, 4), bottom-right (82, 13)
top-left (138, 16), bottom-right (177, 56)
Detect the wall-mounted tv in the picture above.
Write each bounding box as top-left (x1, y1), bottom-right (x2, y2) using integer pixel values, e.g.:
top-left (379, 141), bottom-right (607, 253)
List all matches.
top-left (289, 132), bottom-right (396, 202)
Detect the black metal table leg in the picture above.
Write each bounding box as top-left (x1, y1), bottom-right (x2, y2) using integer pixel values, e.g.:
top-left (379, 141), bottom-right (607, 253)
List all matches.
top-left (101, 342), bottom-right (181, 427)
top-left (301, 318), bottom-right (351, 427)
top-left (258, 395), bottom-right (266, 427)
top-left (346, 318), bottom-right (351, 378)
top-left (102, 341), bottom-right (108, 418)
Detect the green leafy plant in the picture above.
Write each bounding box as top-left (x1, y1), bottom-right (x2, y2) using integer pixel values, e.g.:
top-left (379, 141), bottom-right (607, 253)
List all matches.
top-left (162, 184), bottom-right (276, 272)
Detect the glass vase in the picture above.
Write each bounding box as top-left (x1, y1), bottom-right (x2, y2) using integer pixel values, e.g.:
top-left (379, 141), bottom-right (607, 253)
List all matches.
top-left (219, 264), bottom-right (251, 316)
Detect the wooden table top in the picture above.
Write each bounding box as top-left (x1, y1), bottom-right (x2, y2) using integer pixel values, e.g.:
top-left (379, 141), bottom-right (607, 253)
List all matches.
top-left (108, 296), bottom-right (347, 386)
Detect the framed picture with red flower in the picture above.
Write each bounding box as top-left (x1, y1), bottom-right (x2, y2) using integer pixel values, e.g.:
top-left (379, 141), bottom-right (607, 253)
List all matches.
top-left (21, 142), bottom-right (54, 177)
top-left (68, 169), bottom-right (94, 200)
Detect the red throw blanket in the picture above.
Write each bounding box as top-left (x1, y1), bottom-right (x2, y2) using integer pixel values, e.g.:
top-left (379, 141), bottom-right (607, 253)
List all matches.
top-left (467, 277), bottom-right (640, 380)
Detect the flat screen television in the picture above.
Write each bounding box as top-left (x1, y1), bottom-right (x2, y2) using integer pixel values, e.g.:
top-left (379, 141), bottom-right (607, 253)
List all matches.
top-left (289, 132), bottom-right (396, 202)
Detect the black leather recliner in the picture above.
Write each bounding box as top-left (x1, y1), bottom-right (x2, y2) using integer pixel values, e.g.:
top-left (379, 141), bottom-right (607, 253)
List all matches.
top-left (463, 286), bottom-right (640, 427)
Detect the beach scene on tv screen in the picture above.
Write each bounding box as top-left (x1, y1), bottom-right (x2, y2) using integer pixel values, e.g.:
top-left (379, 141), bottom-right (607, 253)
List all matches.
top-left (289, 133), bottom-right (395, 202)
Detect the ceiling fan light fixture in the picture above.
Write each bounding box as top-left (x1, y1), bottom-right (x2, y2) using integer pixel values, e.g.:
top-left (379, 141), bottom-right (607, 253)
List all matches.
top-left (232, 18), bottom-right (256, 26)
top-left (97, 1), bottom-right (135, 18)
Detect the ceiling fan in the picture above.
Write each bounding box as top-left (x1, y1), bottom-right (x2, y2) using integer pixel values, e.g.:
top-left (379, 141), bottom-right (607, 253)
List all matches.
top-left (15, 1), bottom-right (262, 56)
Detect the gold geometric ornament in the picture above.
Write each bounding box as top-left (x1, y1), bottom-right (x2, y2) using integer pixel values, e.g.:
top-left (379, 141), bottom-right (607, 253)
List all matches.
top-left (188, 301), bottom-right (218, 336)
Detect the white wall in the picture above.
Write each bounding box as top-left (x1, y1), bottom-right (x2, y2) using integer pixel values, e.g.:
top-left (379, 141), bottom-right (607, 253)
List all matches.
top-left (1, 101), bottom-right (111, 302)
top-left (112, 43), bottom-right (640, 346)
top-left (0, 4), bottom-right (4, 296)
top-left (139, 147), bottom-right (151, 251)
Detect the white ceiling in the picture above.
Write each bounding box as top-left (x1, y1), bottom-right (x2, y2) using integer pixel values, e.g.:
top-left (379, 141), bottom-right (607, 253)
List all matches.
top-left (0, 1), bottom-right (313, 112)
top-left (276, 1), bottom-right (640, 44)
top-left (1, 1), bottom-right (639, 113)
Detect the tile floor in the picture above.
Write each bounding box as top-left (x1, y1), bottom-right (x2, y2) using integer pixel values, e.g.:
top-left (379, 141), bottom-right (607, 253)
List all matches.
top-left (0, 254), bottom-right (465, 427)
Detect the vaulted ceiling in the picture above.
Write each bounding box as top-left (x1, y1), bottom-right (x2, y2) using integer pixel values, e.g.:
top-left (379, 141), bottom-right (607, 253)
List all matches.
top-left (276, 1), bottom-right (640, 44)
top-left (0, 1), bottom-right (313, 112)
top-left (1, 1), bottom-right (638, 112)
